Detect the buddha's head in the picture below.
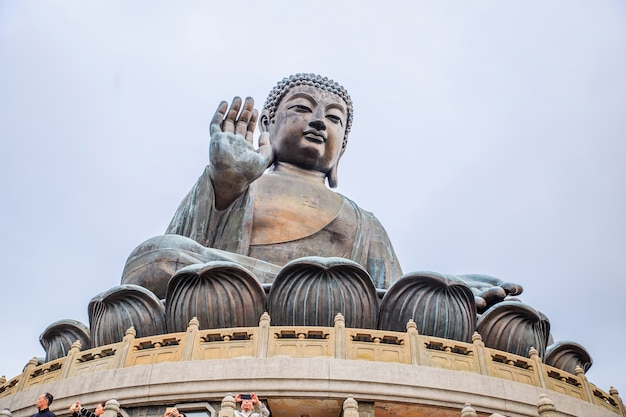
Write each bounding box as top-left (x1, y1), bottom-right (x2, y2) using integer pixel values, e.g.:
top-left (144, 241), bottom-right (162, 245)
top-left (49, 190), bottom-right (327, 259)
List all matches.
top-left (261, 73), bottom-right (353, 187)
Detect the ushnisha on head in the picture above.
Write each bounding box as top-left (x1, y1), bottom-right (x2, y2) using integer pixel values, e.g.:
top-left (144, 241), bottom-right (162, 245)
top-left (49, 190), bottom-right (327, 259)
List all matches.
top-left (261, 73), bottom-right (353, 188)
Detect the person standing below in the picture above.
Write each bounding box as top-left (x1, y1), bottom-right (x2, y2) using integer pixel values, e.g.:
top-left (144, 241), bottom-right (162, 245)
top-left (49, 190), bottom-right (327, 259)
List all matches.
top-left (32, 393), bottom-right (55, 417)
top-left (69, 401), bottom-right (105, 417)
top-left (234, 393), bottom-right (269, 417)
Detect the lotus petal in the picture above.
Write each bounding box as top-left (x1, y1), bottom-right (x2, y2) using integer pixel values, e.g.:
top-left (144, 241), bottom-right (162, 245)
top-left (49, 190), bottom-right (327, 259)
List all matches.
top-left (268, 257), bottom-right (378, 328)
top-left (166, 261), bottom-right (266, 331)
top-left (39, 319), bottom-right (91, 362)
top-left (88, 284), bottom-right (166, 347)
top-left (545, 340), bottom-right (592, 373)
top-left (477, 300), bottom-right (550, 358)
top-left (378, 271), bottom-right (476, 342)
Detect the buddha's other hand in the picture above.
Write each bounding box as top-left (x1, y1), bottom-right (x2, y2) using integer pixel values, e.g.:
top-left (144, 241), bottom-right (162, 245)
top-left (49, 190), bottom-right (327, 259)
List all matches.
top-left (458, 273), bottom-right (523, 313)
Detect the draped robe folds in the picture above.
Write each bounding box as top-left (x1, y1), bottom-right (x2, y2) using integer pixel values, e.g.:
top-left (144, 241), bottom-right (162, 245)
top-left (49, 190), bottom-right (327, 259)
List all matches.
top-left (122, 165), bottom-right (403, 298)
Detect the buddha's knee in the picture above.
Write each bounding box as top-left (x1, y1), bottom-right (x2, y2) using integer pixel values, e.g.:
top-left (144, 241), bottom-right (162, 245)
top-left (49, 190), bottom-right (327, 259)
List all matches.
top-left (121, 234), bottom-right (210, 299)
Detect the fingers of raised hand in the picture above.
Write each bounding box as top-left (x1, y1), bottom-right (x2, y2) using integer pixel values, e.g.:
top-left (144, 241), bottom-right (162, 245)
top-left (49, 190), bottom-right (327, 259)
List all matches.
top-left (245, 108), bottom-right (259, 143)
top-left (211, 97), bottom-right (257, 142)
top-left (235, 97), bottom-right (255, 138)
top-left (222, 96), bottom-right (243, 133)
top-left (210, 100), bottom-right (229, 137)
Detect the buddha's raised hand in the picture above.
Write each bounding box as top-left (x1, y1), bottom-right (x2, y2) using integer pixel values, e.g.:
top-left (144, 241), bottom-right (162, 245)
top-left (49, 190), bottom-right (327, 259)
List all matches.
top-left (209, 96), bottom-right (273, 209)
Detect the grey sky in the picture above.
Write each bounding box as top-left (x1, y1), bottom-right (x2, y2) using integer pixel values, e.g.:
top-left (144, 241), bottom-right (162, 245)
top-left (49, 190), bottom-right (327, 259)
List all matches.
top-left (1, 1), bottom-right (625, 397)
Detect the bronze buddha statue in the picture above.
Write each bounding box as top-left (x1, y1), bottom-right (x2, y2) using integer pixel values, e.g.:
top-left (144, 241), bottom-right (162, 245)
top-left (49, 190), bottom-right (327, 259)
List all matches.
top-left (121, 74), bottom-right (403, 298)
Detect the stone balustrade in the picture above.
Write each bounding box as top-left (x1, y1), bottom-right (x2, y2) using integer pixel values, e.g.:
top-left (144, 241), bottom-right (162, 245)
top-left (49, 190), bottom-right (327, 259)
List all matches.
top-left (0, 313), bottom-right (623, 416)
top-left (0, 395), bottom-right (574, 417)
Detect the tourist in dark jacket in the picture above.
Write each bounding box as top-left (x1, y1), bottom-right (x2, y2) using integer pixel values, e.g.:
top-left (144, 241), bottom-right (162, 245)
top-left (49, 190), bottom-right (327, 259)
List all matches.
top-left (32, 393), bottom-right (56, 417)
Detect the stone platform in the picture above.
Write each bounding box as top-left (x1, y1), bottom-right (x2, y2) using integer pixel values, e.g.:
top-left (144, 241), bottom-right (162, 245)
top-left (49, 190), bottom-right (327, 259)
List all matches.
top-left (0, 315), bottom-right (623, 417)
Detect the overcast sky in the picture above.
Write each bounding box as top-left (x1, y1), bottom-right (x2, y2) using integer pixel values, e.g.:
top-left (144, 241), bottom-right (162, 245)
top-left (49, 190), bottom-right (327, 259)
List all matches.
top-left (1, 0), bottom-right (625, 399)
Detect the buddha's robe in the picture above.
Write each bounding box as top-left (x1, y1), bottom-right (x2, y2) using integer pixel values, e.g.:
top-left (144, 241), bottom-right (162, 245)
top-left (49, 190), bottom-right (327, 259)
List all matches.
top-left (122, 164), bottom-right (403, 298)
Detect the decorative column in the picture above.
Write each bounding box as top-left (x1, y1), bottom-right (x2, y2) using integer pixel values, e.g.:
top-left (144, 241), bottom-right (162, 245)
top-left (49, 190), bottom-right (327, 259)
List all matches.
top-left (536, 394), bottom-right (556, 417)
top-left (181, 317), bottom-right (200, 361)
top-left (103, 399), bottom-right (120, 417)
top-left (460, 403), bottom-right (476, 417)
top-left (471, 332), bottom-right (489, 375)
top-left (609, 387), bottom-right (626, 417)
top-left (60, 340), bottom-right (82, 379)
top-left (334, 313), bottom-right (346, 359)
top-left (342, 396), bottom-right (359, 417)
top-left (15, 357), bottom-right (38, 391)
top-left (218, 395), bottom-right (236, 417)
top-left (114, 326), bottom-right (136, 369)
top-left (529, 347), bottom-right (547, 389)
top-left (574, 365), bottom-right (592, 402)
top-left (257, 312), bottom-right (270, 359)
top-left (406, 320), bottom-right (422, 366)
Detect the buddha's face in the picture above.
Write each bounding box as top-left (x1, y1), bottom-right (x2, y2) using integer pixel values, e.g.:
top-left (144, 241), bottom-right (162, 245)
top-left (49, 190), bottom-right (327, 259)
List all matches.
top-left (264, 85), bottom-right (347, 174)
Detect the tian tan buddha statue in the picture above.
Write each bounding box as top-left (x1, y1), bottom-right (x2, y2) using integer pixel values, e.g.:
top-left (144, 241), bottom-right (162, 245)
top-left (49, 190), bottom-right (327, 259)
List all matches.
top-left (113, 73), bottom-right (528, 341)
top-left (40, 74), bottom-right (591, 376)
top-left (121, 73), bottom-right (403, 296)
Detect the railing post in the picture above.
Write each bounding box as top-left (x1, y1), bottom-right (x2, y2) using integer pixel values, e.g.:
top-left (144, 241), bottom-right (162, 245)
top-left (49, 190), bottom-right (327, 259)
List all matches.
top-left (574, 365), bottom-right (592, 402)
top-left (334, 313), bottom-right (346, 359)
top-left (342, 396), bottom-right (359, 417)
top-left (113, 326), bottom-right (136, 369)
top-left (218, 395), bottom-right (236, 417)
top-left (537, 394), bottom-right (556, 417)
top-left (460, 403), bottom-right (477, 417)
top-left (609, 387), bottom-right (626, 417)
top-left (529, 347), bottom-right (547, 389)
top-left (60, 340), bottom-right (82, 379)
top-left (15, 357), bottom-right (38, 391)
top-left (182, 317), bottom-right (200, 361)
top-left (406, 320), bottom-right (422, 365)
top-left (471, 332), bottom-right (489, 375)
top-left (257, 312), bottom-right (270, 359)
top-left (416, 322), bottom-right (429, 366)
top-left (103, 399), bottom-right (120, 417)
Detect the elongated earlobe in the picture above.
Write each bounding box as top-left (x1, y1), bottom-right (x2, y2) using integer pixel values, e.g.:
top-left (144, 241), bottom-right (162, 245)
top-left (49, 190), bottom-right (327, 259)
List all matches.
top-left (327, 164), bottom-right (339, 188)
top-left (259, 110), bottom-right (271, 133)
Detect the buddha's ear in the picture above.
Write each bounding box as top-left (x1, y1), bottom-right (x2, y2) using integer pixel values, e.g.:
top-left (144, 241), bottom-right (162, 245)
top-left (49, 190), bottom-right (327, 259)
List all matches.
top-left (327, 163), bottom-right (339, 188)
top-left (259, 109), bottom-right (271, 135)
